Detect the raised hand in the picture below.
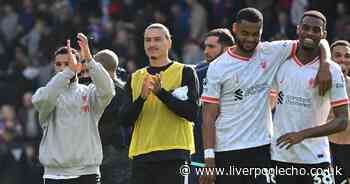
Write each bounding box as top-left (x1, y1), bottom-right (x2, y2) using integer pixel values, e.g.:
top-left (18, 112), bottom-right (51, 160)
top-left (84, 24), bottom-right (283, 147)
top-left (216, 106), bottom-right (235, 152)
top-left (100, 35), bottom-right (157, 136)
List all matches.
top-left (141, 74), bottom-right (153, 99)
top-left (66, 39), bottom-right (81, 73)
top-left (149, 74), bottom-right (162, 94)
top-left (77, 33), bottom-right (92, 62)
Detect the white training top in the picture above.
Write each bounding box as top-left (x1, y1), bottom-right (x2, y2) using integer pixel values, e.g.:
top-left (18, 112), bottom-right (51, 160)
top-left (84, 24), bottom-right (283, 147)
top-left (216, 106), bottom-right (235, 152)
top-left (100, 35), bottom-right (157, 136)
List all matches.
top-left (201, 40), bottom-right (296, 152)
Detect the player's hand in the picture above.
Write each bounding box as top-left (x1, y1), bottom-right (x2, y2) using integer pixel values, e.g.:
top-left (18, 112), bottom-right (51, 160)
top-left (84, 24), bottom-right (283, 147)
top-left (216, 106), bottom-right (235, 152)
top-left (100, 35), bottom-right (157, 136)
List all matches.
top-left (77, 33), bottom-right (93, 62)
top-left (199, 158), bottom-right (216, 184)
top-left (66, 39), bottom-right (82, 73)
top-left (315, 61), bottom-right (331, 96)
top-left (141, 75), bottom-right (152, 99)
top-left (149, 74), bottom-right (162, 94)
top-left (277, 131), bottom-right (306, 149)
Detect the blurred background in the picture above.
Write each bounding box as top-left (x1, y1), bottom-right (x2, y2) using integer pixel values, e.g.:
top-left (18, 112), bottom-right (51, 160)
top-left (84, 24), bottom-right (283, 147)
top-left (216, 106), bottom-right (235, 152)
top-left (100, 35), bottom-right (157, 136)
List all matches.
top-left (0, 0), bottom-right (349, 183)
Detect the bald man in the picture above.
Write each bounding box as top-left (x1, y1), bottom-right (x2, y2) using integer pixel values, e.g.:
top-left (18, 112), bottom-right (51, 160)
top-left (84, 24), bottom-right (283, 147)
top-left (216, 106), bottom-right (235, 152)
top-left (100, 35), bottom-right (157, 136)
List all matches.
top-left (94, 49), bottom-right (131, 184)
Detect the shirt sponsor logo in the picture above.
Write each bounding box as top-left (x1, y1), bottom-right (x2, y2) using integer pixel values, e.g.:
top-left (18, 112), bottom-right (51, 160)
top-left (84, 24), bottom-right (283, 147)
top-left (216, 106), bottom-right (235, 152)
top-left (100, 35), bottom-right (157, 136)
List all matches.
top-left (234, 83), bottom-right (269, 101)
top-left (277, 91), bottom-right (312, 107)
top-left (277, 91), bottom-right (284, 104)
top-left (234, 89), bottom-right (244, 101)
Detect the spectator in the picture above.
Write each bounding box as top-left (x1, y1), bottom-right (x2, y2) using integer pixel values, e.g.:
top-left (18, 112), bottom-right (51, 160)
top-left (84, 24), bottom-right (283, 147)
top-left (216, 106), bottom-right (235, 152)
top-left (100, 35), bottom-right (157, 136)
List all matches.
top-left (186, 0), bottom-right (208, 40)
top-left (17, 92), bottom-right (40, 144)
top-left (1, 4), bottom-right (20, 44)
top-left (269, 10), bottom-right (296, 40)
top-left (0, 104), bottom-right (23, 184)
top-left (182, 40), bottom-right (204, 65)
top-left (290, 0), bottom-right (309, 26)
top-left (333, 2), bottom-right (350, 41)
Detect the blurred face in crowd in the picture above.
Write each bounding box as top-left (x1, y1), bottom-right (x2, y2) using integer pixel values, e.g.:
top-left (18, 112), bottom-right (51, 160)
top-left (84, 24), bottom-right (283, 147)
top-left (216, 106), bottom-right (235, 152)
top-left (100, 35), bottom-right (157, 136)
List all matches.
top-left (126, 60), bottom-right (137, 74)
top-left (332, 45), bottom-right (350, 76)
top-left (204, 36), bottom-right (224, 62)
top-left (4, 5), bottom-right (13, 15)
top-left (144, 28), bottom-right (171, 61)
top-left (233, 20), bottom-right (262, 53)
top-left (297, 16), bottom-right (326, 51)
top-left (23, 92), bottom-right (33, 108)
top-left (1, 105), bottom-right (15, 121)
top-left (54, 54), bottom-right (69, 73)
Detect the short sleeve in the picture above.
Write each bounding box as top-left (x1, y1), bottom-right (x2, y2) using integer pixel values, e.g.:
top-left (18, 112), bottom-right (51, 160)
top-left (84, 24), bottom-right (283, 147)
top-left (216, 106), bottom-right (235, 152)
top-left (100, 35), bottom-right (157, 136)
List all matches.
top-left (330, 64), bottom-right (349, 107)
top-left (200, 63), bottom-right (221, 104)
top-left (263, 40), bottom-right (297, 64)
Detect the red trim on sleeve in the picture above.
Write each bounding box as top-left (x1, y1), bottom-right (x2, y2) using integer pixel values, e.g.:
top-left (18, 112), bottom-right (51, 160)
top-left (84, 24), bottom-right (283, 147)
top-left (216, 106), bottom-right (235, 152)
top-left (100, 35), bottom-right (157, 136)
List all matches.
top-left (201, 96), bottom-right (220, 104)
top-left (331, 99), bottom-right (350, 107)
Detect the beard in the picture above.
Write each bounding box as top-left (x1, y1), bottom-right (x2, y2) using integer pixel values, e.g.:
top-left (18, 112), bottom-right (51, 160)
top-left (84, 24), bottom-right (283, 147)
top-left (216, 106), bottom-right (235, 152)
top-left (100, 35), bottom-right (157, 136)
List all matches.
top-left (300, 43), bottom-right (317, 51)
top-left (235, 37), bottom-right (258, 53)
top-left (207, 48), bottom-right (225, 63)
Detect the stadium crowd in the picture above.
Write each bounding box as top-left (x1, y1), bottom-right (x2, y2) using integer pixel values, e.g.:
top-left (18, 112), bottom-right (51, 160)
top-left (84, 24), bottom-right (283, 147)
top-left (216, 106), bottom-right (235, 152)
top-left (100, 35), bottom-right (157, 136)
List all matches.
top-left (1, 0), bottom-right (350, 184)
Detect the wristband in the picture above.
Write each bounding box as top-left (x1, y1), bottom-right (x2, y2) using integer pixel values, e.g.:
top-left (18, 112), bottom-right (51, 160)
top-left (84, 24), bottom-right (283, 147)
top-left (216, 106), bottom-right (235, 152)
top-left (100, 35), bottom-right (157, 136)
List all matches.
top-left (204, 148), bottom-right (215, 158)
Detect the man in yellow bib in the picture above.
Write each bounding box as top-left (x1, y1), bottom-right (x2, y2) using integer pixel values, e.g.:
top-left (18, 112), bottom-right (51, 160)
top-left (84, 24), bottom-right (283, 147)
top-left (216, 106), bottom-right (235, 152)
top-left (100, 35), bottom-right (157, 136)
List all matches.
top-left (121, 23), bottom-right (199, 184)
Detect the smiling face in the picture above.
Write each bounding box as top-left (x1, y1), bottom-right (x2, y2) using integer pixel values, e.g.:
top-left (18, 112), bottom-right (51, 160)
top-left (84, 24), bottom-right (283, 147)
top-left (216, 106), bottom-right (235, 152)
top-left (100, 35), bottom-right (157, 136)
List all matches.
top-left (297, 16), bottom-right (326, 51)
top-left (332, 45), bottom-right (350, 75)
top-left (144, 28), bottom-right (171, 61)
top-left (233, 20), bottom-right (262, 53)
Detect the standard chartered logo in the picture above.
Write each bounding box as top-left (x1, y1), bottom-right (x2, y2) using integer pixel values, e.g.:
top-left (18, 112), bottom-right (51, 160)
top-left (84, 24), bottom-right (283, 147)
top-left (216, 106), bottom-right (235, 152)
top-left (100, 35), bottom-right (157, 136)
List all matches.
top-left (234, 89), bottom-right (244, 101)
top-left (233, 83), bottom-right (269, 102)
top-left (277, 91), bottom-right (312, 107)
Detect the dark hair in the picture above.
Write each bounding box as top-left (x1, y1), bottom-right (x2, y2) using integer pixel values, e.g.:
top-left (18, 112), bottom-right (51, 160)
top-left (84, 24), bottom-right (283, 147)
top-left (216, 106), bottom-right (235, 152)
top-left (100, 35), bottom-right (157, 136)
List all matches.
top-left (54, 46), bottom-right (80, 62)
top-left (204, 28), bottom-right (235, 47)
top-left (236, 8), bottom-right (263, 24)
top-left (331, 40), bottom-right (350, 52)
top-left (301, 10), bottom-right (327, 30)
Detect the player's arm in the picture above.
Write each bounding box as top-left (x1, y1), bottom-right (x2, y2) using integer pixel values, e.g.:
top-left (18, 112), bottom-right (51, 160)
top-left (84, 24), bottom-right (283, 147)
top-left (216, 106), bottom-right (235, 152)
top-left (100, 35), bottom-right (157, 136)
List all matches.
top-left (199, 64), bottom-right (221, 184)
top-left (202, 102), bottom-right (219, 155)
top-left (32, 69), bottom-right (74, 125)
top-left (277, 104), bottom-right (348, 149)
top-left (307, 104), bottom-right (348, 137)
top-left (152, 66), bottom-right (199, 122)
top-left (278, 66), bottom-right (349, 149)
top-left (32, 40), bottom-right (77, 126)
top-left (316, 39), bottom-right (332, 96)
top-left (199, 102), bottom-right (219, 184)
top-left (78, 33), bottom-right (115, 113)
